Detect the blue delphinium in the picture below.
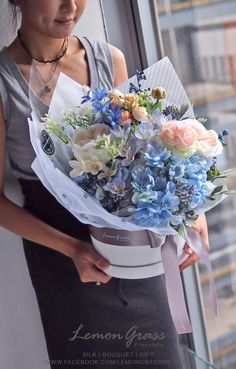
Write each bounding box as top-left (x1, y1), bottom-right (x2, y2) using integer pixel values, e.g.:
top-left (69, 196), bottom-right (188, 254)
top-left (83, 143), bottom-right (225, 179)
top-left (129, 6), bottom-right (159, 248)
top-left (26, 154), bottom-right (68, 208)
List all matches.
top-left (103, 167), bottom-right (129, 197)
top-left (188, 182), bottom-right (211, 210)
top-left (169, 163), bottom-right (185, 180)
top-left (88, 88), bottom-right (108, 112)
top-left (94, 102), bottom-right (123, 128)
top-left (129, 70), bottom-right (147, 94)
top-left (92, 88), bottom-right (108, 101)
top-left (81, 90), bottom-right (91, 104)
top-left (168, 155), bottom-right (213, 212)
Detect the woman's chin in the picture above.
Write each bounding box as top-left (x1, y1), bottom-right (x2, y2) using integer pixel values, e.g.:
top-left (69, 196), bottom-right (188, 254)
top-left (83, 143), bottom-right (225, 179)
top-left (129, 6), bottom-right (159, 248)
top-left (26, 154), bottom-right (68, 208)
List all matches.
top-left (51, 21), bottom-right (76, 38)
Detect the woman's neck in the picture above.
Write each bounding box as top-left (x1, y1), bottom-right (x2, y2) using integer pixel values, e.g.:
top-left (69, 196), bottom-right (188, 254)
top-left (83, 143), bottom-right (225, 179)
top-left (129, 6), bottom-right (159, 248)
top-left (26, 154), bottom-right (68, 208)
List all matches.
top-left (17, 26), bottom-right (66, 62)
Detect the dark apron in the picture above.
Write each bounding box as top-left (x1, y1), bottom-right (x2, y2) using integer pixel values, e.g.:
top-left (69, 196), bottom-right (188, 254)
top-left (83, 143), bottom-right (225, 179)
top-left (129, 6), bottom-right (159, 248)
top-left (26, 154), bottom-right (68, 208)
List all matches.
top-left (19, 179), bottom-right (183, 369)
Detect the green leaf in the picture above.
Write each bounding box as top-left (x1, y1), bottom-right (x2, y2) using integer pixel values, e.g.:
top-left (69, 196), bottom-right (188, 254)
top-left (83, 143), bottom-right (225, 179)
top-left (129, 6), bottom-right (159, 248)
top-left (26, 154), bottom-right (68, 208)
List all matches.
top-left (197, 117), bottom-right (208, 125)
top-left (150, 101), bottom-right (162, 113)
top-left (177, 224), bottom-right (187, 238)
top-left (179, 103), bottom-right (189, 118)
top-left (210, 185), bottom-right (223, 196)
top-left (221, 190), bottom-right (236, 195)
top-left (41, 114), bottom-right (70, 144)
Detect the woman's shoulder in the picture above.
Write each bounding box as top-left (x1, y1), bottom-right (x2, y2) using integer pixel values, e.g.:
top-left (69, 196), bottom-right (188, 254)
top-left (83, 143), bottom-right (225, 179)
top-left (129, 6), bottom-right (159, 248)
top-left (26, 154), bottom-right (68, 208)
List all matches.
top-left (107, 43), bottom-right (128, 86)
top-left (84, 37), bottom-right (128, 87)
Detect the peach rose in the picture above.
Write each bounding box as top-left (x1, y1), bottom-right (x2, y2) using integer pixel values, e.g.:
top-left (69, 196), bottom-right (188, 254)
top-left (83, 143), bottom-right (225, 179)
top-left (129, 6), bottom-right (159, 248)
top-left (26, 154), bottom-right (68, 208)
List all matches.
top-left (132, 106), bottom-right (148, 122)
top-left (159, 119), bottom-right (223, 157)
top-left (124, 93), bottom-right (137, 103)
top-left (120, 111), bottom-right (132, 126)
top-left (159, 119), bottom-right (199, 155)
top-left (108, 89), bottom-right (124, 100)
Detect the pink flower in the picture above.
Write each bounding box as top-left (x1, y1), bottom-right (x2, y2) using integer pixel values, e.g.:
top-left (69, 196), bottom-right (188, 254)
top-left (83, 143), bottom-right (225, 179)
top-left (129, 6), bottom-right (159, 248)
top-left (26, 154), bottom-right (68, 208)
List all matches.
top-left (120, 111), bottom-right (132, 126)
top-left (159, 119), bottom-right (223, 157)
top-left (159, 119), bottom-right (199, 155)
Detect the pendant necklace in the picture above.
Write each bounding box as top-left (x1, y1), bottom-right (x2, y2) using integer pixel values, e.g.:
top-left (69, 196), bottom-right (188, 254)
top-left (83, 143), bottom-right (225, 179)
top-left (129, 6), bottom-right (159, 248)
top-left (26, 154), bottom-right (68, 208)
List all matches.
top-left (32, 59), bottom-right (59, 96)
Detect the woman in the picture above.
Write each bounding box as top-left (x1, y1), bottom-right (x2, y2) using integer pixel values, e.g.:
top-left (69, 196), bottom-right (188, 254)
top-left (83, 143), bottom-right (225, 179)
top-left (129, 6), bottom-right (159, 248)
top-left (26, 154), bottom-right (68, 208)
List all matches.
top-left (0, 1), bottom-right (209, 368)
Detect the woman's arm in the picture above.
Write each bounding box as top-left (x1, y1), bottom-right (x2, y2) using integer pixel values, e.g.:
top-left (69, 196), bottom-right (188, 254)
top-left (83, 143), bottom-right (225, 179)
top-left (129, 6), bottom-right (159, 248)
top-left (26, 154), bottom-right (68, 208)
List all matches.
top-left (0, 98), bottom-right (111, 283)
top-left (108, 44), bottom-right (129, 86)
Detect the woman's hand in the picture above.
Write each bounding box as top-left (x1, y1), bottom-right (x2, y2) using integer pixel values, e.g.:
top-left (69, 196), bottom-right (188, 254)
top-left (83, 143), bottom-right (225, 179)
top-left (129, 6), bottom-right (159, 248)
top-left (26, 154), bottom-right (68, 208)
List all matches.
top-left (71, 240), bottom-right (112, 284)
top-left (179, 213), bottom-right (210, 271)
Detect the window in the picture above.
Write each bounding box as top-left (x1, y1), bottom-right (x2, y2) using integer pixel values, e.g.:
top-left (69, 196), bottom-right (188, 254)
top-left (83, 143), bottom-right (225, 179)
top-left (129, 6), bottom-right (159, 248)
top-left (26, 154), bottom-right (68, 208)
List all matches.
top-left (157, 1), bottom-right (236, 368)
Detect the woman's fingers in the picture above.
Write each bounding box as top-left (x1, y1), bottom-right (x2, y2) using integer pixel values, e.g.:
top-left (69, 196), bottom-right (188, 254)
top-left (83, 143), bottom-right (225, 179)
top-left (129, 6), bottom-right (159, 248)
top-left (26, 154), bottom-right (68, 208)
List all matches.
top-left (179, 214), bottom-right (210, 271)
top-left (79, 264), bottom-right (112, 284)
top-left (86, 247), bottom-right (111, 271)
top-left (193, 213), bottom-right (210, 252)
top-left (72, 241), bottom-right (112, 283)
top-left (179, 247), bottom-right (199, 271)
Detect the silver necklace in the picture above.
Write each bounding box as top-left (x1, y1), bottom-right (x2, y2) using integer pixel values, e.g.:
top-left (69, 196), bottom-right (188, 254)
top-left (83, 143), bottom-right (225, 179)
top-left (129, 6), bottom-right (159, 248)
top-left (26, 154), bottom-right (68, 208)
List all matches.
top-left (32, 59), bottom-right (59, 96)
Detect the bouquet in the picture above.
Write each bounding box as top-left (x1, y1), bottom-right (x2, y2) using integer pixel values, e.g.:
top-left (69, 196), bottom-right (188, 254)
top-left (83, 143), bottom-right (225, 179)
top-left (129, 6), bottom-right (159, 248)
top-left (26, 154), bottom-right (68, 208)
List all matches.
top-left (28, 57), bottom-right (230, 334)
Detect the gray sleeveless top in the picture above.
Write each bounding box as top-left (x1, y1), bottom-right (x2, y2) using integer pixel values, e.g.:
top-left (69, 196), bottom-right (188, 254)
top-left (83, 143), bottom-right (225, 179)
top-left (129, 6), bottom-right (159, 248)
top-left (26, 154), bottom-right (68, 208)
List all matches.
top-left (0, 37), bottom-right (114, 180)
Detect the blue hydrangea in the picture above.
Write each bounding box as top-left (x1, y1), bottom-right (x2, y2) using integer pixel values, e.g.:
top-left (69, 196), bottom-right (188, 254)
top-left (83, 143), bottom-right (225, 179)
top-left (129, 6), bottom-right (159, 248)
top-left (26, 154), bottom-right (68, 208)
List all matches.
top-left (132, 167), bottom-right (155, 192)
top-left (133, 200), bottom-right (172, 227)
top-left (169, 163), bottom-right (185, 180)
top-left (189, 182), bottom-right (211, 209)
top-left (145, 142), bottom-right (171, 167)
top-left (161, 191), bottom-right (180, 212)
top-left (151, 109), bottom-right (170, 130)
top-left (135, 122), bottom-right (156, 140)
top-left (152, 176), bottom-right (167, 192)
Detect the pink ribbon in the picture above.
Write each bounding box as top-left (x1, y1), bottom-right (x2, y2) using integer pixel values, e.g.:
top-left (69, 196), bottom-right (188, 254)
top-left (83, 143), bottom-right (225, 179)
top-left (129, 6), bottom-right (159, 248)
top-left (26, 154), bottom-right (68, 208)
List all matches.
top-left (147, 229), bottom-right (217, 334)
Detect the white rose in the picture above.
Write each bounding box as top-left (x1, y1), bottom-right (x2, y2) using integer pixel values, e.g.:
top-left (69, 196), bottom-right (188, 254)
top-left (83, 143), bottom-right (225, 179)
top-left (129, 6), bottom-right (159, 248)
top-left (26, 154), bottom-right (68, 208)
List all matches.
top-left (72, 124), bottom-right (110, 146)
top-left (71, 142), bottom-right (110, 164)
top-left (197, 130), bottom-right (223, 157)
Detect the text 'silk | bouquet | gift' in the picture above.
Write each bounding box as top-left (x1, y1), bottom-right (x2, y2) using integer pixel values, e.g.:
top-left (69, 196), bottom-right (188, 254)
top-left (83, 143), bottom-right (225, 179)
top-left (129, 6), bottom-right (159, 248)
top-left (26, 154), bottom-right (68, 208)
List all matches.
top-left (28, 58), bottom-right (231, 334)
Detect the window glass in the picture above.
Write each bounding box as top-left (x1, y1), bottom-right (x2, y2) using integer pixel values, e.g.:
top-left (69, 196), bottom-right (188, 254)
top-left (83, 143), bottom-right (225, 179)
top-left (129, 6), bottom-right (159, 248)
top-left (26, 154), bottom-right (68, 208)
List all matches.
top-left (157, 1), bottom-right (236, 368)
